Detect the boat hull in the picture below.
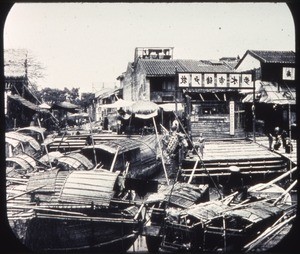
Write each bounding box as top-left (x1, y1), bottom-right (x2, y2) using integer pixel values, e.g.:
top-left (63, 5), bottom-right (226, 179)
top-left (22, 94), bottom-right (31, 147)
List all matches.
top-left (24, 215), bottom-right (140, 252)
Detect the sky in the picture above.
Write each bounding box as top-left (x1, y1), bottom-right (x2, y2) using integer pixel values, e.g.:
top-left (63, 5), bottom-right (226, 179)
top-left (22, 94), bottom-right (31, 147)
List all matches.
top-left (3, 2), bottom-right (295, 94)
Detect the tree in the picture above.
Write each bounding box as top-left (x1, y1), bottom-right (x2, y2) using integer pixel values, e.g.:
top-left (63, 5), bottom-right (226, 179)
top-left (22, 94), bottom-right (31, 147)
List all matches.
top-left (80, 92), bottom-right (95, 111)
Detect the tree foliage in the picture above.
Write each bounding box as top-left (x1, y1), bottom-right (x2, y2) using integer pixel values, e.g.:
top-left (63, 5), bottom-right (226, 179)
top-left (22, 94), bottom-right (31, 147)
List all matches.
top-left (37, 87), bottom-right (80, 105)
top-left (80, 92), bottom-right (95, 110)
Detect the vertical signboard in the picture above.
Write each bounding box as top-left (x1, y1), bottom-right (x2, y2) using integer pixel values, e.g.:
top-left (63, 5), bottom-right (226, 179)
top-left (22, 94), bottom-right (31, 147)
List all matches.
top-left (241, 74), bottom-right (253, 88)
top-left (191, 73), bottom-right (202, 87)
top-left (178, 73), bottom-right (190, 87)
top-left (282, 67), bottom-right (295, 80)
top-left (229, 74), bottom-right (240, 88)
top-left (204, 74), bottom-right (214, 87)
top-left (229, 101), bottom-right (235, 135)
top-left (216, 74), bottom-right (227, 88)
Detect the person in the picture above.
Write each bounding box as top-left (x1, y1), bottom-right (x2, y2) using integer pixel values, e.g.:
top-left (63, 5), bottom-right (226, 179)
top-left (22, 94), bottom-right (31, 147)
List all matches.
top-left (171, 118), bottom-right (179, 132)
top-left (268, 133), bottom-right (274, 151)
top-left (273, 127), bottom-right (281, 151)
top-left (281, 130), bottom-right (288, 149)
top-left (103, 116), bottom-right (109, 130)
top-left (197, 133), bottom-right (205, 158)
top-left (85, 135), bottom-right (93, 146)
top-left (285, 138), bottom-right (293, 154)
top-left (223, 166), bottom-right (244, 196)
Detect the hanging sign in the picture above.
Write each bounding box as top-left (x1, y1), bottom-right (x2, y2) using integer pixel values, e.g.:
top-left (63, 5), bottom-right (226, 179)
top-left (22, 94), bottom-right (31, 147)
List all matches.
top-left (241, 74), bottom-right (253, 88)
top-left (216, 74), bottom-right (227, 88)
top-left (178, 73), bottom-right (254, 89)
top-left (229, 74), bottom-right (240, 88)
top-left (229, 101), bottom-right (235, 135)
top-left (282, 67), bottom-right (295, 80)
top-left (178, 73), bottom-right (190, 87)
top-left (191, 73), bottom-right (202, 87)
top-left (204, 74), bottom-right (215, 87)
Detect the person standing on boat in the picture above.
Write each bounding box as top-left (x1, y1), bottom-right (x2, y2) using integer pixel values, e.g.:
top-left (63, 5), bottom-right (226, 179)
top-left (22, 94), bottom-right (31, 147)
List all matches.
top-left (197, 133), bottom-right (205, 158)
top-left (103, 116), bottom-right (109, 130)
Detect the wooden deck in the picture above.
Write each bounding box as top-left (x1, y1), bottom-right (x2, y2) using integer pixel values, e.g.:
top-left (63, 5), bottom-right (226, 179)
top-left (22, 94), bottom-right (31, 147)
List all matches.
top-left (181, 139), bottom-right (293, 182)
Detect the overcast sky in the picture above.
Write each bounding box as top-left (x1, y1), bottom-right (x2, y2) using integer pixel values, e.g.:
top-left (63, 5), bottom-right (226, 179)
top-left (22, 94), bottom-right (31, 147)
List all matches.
top-left (4, 2), bottom-right (295, 94)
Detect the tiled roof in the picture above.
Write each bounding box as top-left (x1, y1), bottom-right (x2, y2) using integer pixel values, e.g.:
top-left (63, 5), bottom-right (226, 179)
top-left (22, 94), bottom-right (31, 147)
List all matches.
top-left (248, 50), bottom-right (295, 64)
top-left (138, 59), bottom-right (234, 76)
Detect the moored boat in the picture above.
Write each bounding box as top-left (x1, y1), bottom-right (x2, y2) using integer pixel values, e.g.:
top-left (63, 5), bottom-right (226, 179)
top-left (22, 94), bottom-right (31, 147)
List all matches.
top-left (8, 169), bottom-right (146, 253)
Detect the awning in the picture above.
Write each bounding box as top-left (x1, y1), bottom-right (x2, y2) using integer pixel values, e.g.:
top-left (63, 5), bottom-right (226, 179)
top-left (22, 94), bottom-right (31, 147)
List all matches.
top-left (7, 94), bottom-right (41, 111)
top-left (159, 103), bottom-right (184, 112)
top-left (127, 100), bottom-right (160, 119)
top-left (242, 81), bottom-right (295, 105)
top-left (51, 101), bottom-right (79, 112)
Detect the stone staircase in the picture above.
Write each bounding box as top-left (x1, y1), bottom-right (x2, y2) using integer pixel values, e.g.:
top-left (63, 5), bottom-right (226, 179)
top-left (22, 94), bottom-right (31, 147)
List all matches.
top-left (180, 140), bottom-right (289, 185)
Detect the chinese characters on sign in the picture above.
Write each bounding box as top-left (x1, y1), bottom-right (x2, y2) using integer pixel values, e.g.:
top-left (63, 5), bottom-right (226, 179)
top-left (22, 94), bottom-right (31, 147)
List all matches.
top-left (282, 67), bottom-right (295, 80)
top-left (178, 73), bottom-right (254, 88)
top-left (229, 101), bottom-right (235, 135)
top-left (216, 74), bottom-right (227, 87)
top-left (178, 73), bottom-right (189, 87)
top-left (191, 74), bottom-right (202, 87)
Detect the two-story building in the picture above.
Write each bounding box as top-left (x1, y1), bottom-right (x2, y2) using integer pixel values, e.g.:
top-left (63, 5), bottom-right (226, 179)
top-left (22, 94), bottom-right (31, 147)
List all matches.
top-left (236, 50), bottom-right (296, 137)
top-left (121, 47), bottom-right (252, 140)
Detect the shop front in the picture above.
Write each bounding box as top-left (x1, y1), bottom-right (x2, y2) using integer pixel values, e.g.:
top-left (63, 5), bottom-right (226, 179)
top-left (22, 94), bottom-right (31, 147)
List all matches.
top-left (177, 72), bottom-right (254, 140)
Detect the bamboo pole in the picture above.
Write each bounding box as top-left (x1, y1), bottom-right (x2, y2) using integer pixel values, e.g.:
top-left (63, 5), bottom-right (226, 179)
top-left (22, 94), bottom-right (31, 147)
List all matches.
top-left (272, 180), bottom-right (297, 206)
top-left (7, 184), bottom-right (47, 201)
top-left (172, 110), bottom-right (222, 198)
top-left (37, 118), bottom-right (52, 169)
top-left (249, 166), bottom-right (297, 192)
top-left (88, 116), bottom-right (98, 165)
top-left (152, 117), bottom-right (169, 185)
top-left (187, 158), bottom-right (199, 184)
top-left (244, 214), bottom-right (296, 252)
top-left (110, 145), bottom-right (120, 172)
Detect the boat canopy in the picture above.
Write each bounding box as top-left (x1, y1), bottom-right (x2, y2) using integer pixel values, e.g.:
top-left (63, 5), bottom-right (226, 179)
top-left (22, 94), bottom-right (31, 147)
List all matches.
top-left (58, 153), bottom-right (94, 170)
top-left (59, 170), bottom-right (119, 207)
top-left (6, 131), bottom-right (41, 151)
top-left (6, 154), bottom-right (36, 171)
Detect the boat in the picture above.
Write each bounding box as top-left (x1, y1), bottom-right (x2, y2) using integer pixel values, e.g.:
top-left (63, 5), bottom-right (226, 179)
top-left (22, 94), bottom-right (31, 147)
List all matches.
top-left (16, 126), bottom-right (48, 144)
top-left (80, 134), bottom-right (162, 179)
top-left (143, 182), bottom-right (210, 252)
top-left (157, 175), bottom-right (297, 252)
top-left (5, 131), bottom-right (42, 158)
top-left (7, 168), bottom-right (147, 253)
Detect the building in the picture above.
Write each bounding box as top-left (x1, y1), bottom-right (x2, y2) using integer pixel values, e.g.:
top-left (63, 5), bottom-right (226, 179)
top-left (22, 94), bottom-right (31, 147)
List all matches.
top-left (121, 47), bottom-right (251, 139)
top-left (4, 49), bottom-right (44, 129)
top-left (93, 87), bottom-right (122, 131)
top-left (236, 50), bottom-right (296, 137)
